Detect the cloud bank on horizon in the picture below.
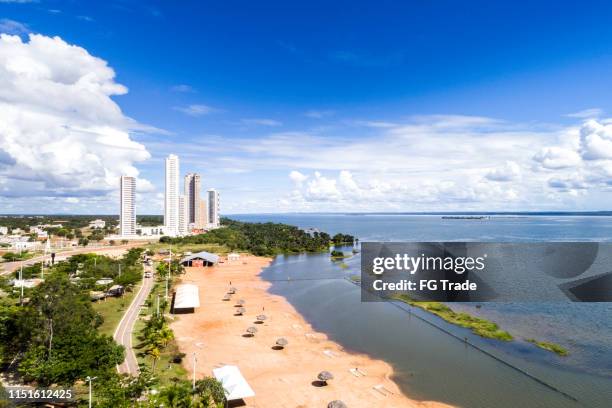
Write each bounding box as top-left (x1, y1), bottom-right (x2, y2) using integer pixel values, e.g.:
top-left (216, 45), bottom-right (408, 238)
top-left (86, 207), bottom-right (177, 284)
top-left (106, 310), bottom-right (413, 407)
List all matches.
top-left (0, 33), bottom-right (611, 214)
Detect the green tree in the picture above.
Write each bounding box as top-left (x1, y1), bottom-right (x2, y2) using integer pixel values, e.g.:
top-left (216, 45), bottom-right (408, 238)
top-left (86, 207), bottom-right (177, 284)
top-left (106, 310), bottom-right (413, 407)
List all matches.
top-left (16, 273), bottom-right (124, 385)
top-left (195, 377), bottom-right (226, 407)
top-left (156, 380), bottom-right (192, 408)
top-left (145, 345), bottom-right (161, 373)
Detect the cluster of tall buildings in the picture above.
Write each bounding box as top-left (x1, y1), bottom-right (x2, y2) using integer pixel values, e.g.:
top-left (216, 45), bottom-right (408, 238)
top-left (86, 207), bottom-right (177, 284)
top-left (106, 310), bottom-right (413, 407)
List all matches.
top-left (164, 154), bottom-right (220, 236)
top-left (118, 154), bottom-right (220, 237)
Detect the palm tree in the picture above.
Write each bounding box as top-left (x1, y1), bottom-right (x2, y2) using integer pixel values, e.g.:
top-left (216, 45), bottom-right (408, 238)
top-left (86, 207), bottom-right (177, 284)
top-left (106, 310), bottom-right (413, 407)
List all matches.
top-left (159, 326), bottom-right (174, 347)
top-left (146, 345), bottom-right (161, 373)
top-left (158, 380), bottom-right (192, 408)
top-left (195, 377), bottom-right (226, 407)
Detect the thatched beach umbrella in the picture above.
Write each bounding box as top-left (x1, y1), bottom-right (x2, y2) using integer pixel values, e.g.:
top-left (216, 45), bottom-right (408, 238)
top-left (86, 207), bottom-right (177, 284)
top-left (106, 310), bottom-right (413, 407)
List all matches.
top-left (236, 307), bottom-right (246, 315)
top-left (236, 299), bottom-right (245, 306)
top-left (222, 294), bottom-right (231, 301)
top-left (317, 371), bottom-right (334, 385)
top-left (246, 326), bottom-right (258, 336)
top-left (256, 314), bottom-right (267, 322)
top-left (228, 286), bottom-right (237, 294)
top-left (275, 338), bottom-right (288, 348)
top-left (327, 401), bottom-right (347, 408)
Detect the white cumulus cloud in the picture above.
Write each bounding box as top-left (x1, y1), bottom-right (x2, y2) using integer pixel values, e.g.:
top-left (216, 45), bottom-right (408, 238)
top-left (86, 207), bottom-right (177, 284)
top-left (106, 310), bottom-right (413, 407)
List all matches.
top-left (533, 147), bottom-right (582, 169)
top-left (0, 34), bottom-right (152, 200)
top-left (579, 119), bottom-right (612, 160)
top-left (485, 161), bottom-right (521, 182)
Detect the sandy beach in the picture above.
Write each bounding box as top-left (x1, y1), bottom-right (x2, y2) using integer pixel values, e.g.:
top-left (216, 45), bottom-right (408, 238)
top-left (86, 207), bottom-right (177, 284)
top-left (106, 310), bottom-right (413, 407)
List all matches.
top-left (171, 255), bottom-right (453, 408)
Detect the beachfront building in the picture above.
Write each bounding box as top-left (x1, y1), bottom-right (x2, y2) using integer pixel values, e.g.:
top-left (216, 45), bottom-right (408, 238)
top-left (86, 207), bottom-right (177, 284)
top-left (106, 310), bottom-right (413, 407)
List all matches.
top-left (212, 365), bottom-right (255, 402)
top-left (119, 176), bottom-right (136, 236)
top-left (173, 283), bottom-right (200, 313)
top-left (207, 188), bottom-right (220, 228)
top-left (165, 154), bottom-right (180, 236)
top-left (180, 251), bottom-right (219, 267)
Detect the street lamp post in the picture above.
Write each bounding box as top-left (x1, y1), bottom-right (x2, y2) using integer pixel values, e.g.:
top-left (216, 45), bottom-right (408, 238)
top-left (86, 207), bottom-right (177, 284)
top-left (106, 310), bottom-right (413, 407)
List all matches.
top-left (165, 248), bottom-right (172, 299)
top-left (19, 262), bottom-right (24, 306)
top-left (192, 352), bottom-right (197, 390)
top-left (85, 375), bottom-right (97, 408)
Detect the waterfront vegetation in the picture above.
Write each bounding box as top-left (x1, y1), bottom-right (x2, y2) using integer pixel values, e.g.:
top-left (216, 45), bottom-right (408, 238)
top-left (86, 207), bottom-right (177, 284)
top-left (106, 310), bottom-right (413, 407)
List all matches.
top-left (394, 295), bottom-right (569, 355)
top-left (526, 338), bottom-right (569, 356)
top-left (330, 249), bottom-right (346, 259)
top-left (160, 218), bottom-right (354, 256)
top-left (394, 295), bottom-right (514, 341)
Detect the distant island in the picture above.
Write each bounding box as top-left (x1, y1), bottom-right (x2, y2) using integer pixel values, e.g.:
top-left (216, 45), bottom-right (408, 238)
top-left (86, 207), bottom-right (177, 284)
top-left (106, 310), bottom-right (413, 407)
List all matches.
top-left (442, 216), bottom-right (489, 220)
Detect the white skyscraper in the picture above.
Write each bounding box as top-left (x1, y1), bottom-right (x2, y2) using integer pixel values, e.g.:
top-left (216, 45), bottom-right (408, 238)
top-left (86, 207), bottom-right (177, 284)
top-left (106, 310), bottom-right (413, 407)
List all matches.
top-left (184, 173), bottom-right (202, 228)
top-left (119, 175), bottom-right (136, 236)
top-left (164, 154), bottom-right (180, 236)
top-left (178, 194), bottom-right (189, 236)
top-left (207, 188), bottom-right (220, 228)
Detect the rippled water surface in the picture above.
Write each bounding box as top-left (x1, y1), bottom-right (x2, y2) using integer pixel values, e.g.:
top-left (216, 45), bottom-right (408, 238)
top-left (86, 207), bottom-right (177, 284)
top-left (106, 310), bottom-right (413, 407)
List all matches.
top-left (232, 214), bottom-right (612, 407)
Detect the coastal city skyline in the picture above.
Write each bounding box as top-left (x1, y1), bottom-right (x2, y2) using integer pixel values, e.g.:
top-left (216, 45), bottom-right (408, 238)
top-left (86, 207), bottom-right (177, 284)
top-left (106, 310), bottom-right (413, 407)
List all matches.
top-left (119, 153), bottom-right (220, 237)
top-left (2, 2), bottom-right (612, 215)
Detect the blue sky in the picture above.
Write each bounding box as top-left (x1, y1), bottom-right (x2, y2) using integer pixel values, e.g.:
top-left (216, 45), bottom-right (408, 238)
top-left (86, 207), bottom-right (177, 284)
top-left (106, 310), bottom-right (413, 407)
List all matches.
top-left (2, 0), bottom-right (612, 213)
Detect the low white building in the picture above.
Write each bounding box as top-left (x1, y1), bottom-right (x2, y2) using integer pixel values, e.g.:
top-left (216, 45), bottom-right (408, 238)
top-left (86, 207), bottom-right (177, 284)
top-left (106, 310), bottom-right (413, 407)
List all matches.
top-left (13, 279), bottom-right (43, 288)
top-left (173, 284), bottom-right (200, 312)
top-left (136, 225), bottom-right (168, 237)
top-left (0, 226), bottom-right (7, 235)
top-left (11, 241), bottom-right (40, 251)
top-left (29, 227), bottom-right (48, 239)
top-left (89, 219), bottom-right (106, 229)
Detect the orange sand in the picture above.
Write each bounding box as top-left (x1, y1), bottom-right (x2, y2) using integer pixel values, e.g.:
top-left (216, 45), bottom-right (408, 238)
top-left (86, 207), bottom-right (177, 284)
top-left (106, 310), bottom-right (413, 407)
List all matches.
top-left (171, 255), bottom-right (453, 408)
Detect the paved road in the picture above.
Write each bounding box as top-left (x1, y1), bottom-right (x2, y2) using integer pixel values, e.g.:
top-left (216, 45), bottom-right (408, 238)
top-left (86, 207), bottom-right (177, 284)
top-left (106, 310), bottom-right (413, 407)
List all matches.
top-left (0, 242), bottom-right (145, 276)
top-left (114, 264), bottom-right (155, 375)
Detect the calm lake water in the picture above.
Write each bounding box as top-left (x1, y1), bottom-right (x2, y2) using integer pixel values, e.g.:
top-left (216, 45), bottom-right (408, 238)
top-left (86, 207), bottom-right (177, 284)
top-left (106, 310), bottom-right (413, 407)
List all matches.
top-left (231, 213), bottom-right (612, 408)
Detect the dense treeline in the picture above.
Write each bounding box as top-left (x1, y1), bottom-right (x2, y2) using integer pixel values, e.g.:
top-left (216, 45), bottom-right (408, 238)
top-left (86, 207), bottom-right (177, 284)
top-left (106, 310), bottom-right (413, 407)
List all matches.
top-left (0, 272), bottom-right (124, 386)
top-left (0, 215), bottom-right (118, 231)
top-left (0, 249), bottom-right (146, 386)
top-left (137, 215), bottom-right (164, 226)
top-left (160, 218), bottom-right (354, 256)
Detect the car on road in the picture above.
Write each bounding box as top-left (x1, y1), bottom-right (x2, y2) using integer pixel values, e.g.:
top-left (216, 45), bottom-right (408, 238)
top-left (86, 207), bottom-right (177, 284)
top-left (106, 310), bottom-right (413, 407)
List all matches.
top-left (144, 272), bottom-right (152, 278)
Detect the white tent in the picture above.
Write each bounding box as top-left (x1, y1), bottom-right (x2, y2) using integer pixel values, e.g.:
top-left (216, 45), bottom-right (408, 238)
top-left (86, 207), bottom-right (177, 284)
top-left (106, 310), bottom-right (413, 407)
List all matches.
top-left (212, 365), bottom-right (255, 401)
top-left (174, 284), bottom-right (200, 309)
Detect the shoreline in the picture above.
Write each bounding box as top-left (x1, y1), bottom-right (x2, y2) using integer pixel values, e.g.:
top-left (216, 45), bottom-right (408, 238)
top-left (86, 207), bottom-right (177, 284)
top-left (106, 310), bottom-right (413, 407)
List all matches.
top-left (171, 255), bottom-right (453, 408)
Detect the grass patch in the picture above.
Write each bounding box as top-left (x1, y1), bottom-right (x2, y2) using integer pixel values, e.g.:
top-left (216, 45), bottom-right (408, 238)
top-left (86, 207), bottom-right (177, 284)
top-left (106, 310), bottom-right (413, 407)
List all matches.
top-left (526, 339), bottom-right (569, 356)
top-left (349, 275), bottom-right (361, 283)
top-left (92, 285), bottom-right (140, 336)
top-left (394, 295), bottom-right (513, 341)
